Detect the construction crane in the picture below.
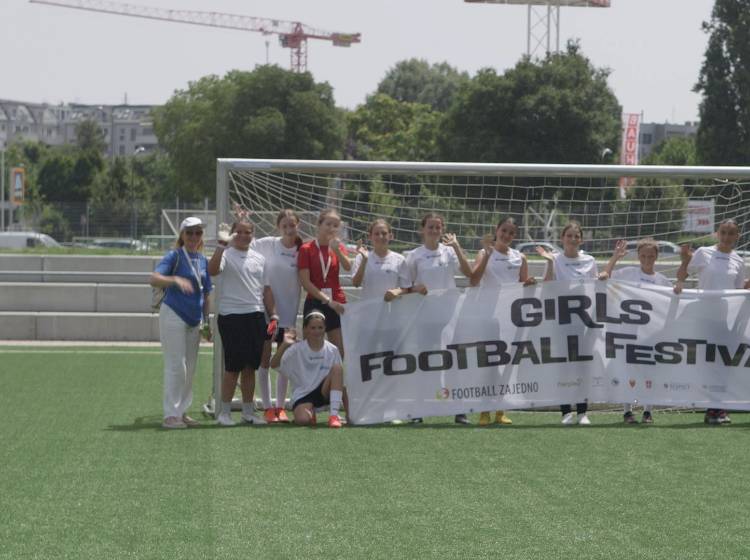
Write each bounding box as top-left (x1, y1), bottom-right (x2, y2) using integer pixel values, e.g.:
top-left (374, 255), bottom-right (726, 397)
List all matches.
top-left (30, 0), bottom-right (361, 73)
top-left (465, 0), bottom-right (610, 58)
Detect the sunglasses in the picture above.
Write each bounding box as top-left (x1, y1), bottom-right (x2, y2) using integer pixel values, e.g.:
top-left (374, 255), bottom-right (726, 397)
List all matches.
top-left (184, 229), bottom-right (203, 237)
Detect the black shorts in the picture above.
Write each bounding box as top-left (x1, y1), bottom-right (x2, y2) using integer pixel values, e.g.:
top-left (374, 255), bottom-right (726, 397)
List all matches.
top-left (217, 312), bottom-right (267, 372)
top-left (293, 380), bottom-right (329, 410)
top-left (264, 326), bottom-right (286, 344)
top-left (303, 298), bottom-right (341, 332)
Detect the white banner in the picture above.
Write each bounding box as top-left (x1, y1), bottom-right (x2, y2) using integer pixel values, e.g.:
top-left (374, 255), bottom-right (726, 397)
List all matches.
top-left (683, 199), bottom-right (715, 233)
top-left (342, 281), bottom-right (750, 424)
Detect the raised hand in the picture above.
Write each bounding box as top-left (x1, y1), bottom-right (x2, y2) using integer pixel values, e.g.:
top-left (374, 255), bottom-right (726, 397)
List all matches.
top-left (441, 233), bottom-right (460, 249)
top-left (612, 239), bottom-right (628, 260)
top-left (535, 245), bottom-right (555, 261)
top-left (481, 233), bottom-right (494, 253)
top-left (356, 238), bottom-right (368, 259)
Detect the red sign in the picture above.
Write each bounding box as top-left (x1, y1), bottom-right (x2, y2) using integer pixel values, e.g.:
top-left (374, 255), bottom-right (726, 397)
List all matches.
top-left (618, 113), bottom-right (641, 195)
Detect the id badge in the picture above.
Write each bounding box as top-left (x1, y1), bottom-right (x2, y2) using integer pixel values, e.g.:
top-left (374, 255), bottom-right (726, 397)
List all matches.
top-left (321, 288), bottom-right (333, 300)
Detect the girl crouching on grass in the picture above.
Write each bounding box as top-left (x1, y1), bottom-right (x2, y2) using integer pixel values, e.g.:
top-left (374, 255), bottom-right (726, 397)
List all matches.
top-left (536, 221), bottom-right (597, 426)
top-left (271, 311), bottom-right (346, 428)
top-left (599, 238), bottom-right (672, 424)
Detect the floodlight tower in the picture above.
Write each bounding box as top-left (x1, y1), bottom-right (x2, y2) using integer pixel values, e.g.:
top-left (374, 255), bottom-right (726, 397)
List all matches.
top-left (465, 0), bottom-right (610, 58)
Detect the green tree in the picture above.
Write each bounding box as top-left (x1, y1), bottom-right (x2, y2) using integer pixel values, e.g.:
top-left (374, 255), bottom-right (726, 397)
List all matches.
top-left (346, 94), bottom-right (441, 161)
top-left (377, 59), bottom-right (470, 112)
top-left (694, 0), bottom-right (750, 165)
top-left (154, 65), bottom-right (344, 200)
top-left (439, 42), bottom-right (621, 164)
top-left (643, 136), bottom-right (698, 166)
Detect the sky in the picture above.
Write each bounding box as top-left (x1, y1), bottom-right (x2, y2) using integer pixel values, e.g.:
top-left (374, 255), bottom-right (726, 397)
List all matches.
top-left (2, 0), bottom-right (715, 123)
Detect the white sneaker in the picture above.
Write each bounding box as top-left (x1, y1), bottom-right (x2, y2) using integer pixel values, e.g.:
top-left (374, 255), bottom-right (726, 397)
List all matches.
top-left (241, 412), bottom-right (268, 425)
top-left (578, 414), bottom-right (591, 425)
top-left (561, 412), bottom-right (575, 425)
top-left (216, 412), bottom-right (236, 427)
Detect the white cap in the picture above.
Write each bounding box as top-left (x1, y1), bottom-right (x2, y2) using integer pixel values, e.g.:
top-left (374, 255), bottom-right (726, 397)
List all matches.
top-left (179, 217), bottom-right (204, 231)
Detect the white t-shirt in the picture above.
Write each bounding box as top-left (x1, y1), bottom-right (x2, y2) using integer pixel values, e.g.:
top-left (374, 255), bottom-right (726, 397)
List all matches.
top-left (278, 339), bottom-right (342, 403)
top-left (405, 244), bottom-right (460, 290)
top-left (548, 252), bottom-right (598, 281)
top-left (688, 245), bottom-right (745, 290)
top-left (351, 250), bottom-right (411, 300)
top-left (251, 236), bottom-right (301, 327)
top-left (217, 247), bottom-right (268, 315)
top-left (612, 266), bottom-right (671, 287)
top-left (477, 247), bottom-right (524, 288)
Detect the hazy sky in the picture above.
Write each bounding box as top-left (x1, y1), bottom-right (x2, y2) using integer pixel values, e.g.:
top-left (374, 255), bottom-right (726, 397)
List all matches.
top-left (2, 0), bottom-right (715, 123)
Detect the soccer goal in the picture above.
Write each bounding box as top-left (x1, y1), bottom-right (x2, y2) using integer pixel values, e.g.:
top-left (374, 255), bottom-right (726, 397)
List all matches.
top-left (208, 158), bottom-right (750, 414)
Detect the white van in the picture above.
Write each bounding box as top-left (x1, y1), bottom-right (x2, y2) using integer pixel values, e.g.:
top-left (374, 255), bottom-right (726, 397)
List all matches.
top-left (0, 231), bottom-right (62, 249)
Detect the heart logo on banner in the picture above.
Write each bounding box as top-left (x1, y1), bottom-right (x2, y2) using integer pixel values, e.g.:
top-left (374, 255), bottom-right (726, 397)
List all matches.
top-left (629, 379), bottom-right (636, 388)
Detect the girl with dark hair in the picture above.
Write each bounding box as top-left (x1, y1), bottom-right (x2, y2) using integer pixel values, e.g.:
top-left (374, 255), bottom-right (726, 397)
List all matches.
top-left (405, 212), bottom-right (474, 424)
top-left (271, 311), bottom-right (346, 428)
top-left (351, 219), bottom-right (412, 301)
top-left (470, 216), bottom-right (535, 426)
top-left (675, 219), bottom-right (746, 424)
top-left (252, 209), bottom-right (304, 423)
top-left (208, 217), bottom-right (278, 427)
top-left (536, 221), bottom-right (598, 425)
top-left (297, 208), bottom-right (352, 359)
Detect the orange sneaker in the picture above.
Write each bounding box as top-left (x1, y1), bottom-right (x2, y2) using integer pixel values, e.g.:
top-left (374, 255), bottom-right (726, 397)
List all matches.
top-left (328, 414), bottom-right (342, 428)
top-left (263, 408), bottom-right (279, 423)
top-left (276, 408), bottom-right (290, 423)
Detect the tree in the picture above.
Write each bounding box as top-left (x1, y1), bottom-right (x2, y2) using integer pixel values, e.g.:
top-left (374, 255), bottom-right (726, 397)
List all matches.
top-left (154, 65), bottom-right (344, 200)
top-left (377, 59), bottom-right (470, 112)
top-left (439, 42), bottom-right (621, 164)
top-left (346, 94), bottom-right (441, 161)
top-left (643, 136), bottom-right (698, 166)
top-left (694, 0), bottom-right (750, 165)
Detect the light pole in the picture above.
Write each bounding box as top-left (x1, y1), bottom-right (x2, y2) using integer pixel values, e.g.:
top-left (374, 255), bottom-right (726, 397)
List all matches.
top-left (0, 148), bottom-right (5, 232)
top-left (130, 146), bottom-right (146, 240)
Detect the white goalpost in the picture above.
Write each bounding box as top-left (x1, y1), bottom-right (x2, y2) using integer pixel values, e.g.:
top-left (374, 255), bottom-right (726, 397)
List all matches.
top-left (207, 158), bottom-right (750, 415)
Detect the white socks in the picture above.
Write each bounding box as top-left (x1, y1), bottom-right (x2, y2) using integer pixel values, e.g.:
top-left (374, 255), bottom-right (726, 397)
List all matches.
top-left (241, 402), bottom-right (254, 416)
top-left (276, 373), bottom-right (289, 409)
top-left (329, 390), bottom-right (343, 417)
top-left (256, 367), bottom-right (272, 409)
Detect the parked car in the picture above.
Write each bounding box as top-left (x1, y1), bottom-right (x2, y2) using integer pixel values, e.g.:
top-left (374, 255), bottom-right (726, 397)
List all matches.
top-left (86, 238), bottom-right (149, 251)
top-left (515, 241), bottom-right (563, 256)
top-left (0, 231), bottom-right (61, 249)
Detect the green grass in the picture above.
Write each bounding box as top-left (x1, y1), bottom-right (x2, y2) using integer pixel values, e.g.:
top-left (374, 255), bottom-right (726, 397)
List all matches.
top-left (1, 347), bottom-right (749, 559)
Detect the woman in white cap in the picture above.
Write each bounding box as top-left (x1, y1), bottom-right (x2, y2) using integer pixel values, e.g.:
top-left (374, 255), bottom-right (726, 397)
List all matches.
top-left (150, 217), bottom-right (213, 429)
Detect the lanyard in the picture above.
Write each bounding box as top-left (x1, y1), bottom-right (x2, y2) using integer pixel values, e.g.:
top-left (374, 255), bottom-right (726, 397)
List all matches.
top-left (314, 240), bottom-right (333, 283)
top-left (182, 247), bottom-right (203, 292)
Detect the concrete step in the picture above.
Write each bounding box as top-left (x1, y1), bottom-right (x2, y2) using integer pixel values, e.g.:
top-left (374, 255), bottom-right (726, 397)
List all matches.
top-left (0, 312), bottom-right (159, 341)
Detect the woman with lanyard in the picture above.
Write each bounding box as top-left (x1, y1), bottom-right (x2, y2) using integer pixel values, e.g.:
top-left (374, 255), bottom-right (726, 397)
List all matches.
top-left (208, 216), bottom-right (279, 427)
top-left (469, 216), bottom-right (536, 426)
top-left (675, 218), bottom-right (746, 425)
top-left (536, 221), bottom-right (597, 425)
top-left (150, 217), bottom-right (212, 429)
top-left (351, 219), bottom-right (412, 302)
top-left (297, 208), bottom-right (351, 359)
top-left (252, 209), bottom-right (304, 423)
top-left (405, 212), bottom-right (474, 424)
top-left (271, 311), bottom-right (345, 428)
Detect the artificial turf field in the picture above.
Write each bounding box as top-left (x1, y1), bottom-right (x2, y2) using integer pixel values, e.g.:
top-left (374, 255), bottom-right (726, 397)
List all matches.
top-left (1, 347), bottom-right (750, 560)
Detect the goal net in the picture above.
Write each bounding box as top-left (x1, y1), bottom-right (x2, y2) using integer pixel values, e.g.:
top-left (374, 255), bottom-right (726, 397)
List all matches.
top-left (209, 159), bottom-right (750, 412)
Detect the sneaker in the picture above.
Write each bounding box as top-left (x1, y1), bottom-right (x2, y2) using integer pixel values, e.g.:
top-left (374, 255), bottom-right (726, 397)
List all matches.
top-left (578, 414), bottom-right (591, 426)
top-left (264, 408), bottom-right (279, 423)
top-left (162, 416), bottom-right (187, 429)
top-left (276, 408), bottom-right (290, 423)
top-left (241, 412), bottom-right (268, 425)
top-left (623, 411), bottom-right (638, 424)
top-left (495, 411), bottom-right (513, 425)
top-left (718, 410), bottom-right (731, 424)
top-left (328, 414), bottom-right (343, 428)
top-left (704, 410), bottom-right (720, 425)
top-left (561, 412), bottom-right (575, 425)
top-left (216, 412), bottom-right (235, 427)
top-left (181, 414), bottom-right (199, 427)
top-left (478, 412), bottom-right (491, 426)
top-left (641, 411), bottom-right (653, 424)
top-left (454, 414), bottom-right (470, 425)
top-left (410, 417), bottom-right (423, 424)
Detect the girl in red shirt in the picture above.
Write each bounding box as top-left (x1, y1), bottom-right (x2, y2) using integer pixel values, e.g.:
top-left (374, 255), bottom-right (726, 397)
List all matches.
top-left (298, 208), bottom-right (352, 358)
